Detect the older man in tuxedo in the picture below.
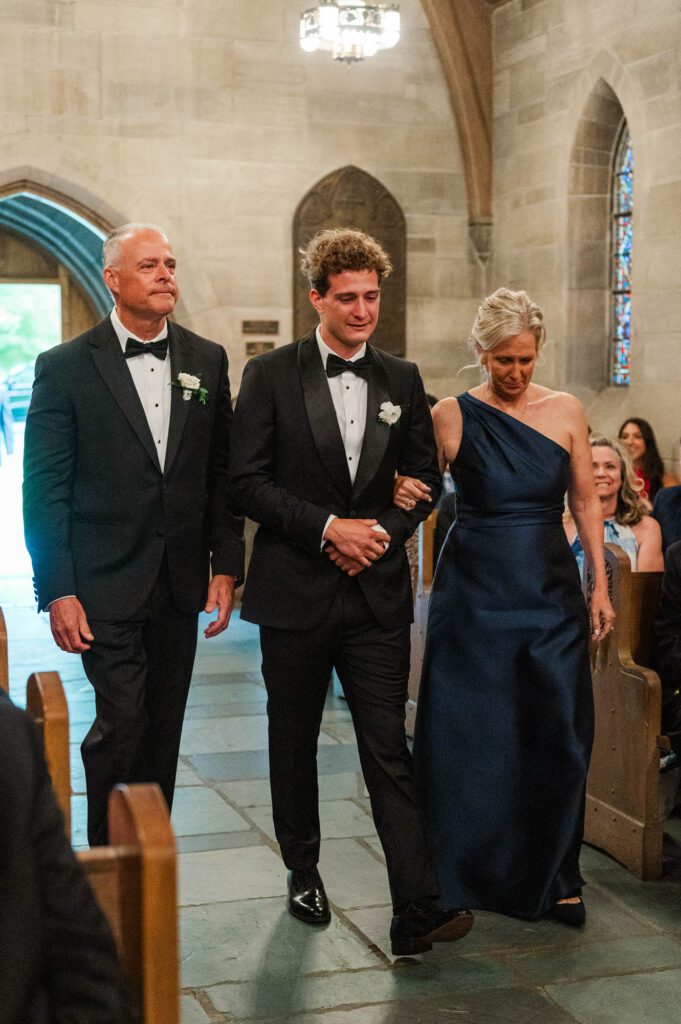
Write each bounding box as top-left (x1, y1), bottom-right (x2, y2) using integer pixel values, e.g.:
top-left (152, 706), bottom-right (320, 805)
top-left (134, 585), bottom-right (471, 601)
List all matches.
top-left (23, 223), bottom-right (243, 846)
top-left (230, 228), bottom-right (473, 956)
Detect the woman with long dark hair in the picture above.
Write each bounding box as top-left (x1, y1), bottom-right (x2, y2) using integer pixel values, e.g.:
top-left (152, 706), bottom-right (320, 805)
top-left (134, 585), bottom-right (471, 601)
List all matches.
top-left (618, 417), bottom-right (678, 502)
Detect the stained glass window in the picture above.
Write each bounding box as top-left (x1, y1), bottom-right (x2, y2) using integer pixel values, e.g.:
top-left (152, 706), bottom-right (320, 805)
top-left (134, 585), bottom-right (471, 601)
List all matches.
top-left (610, 123), bottom-right (633, 386)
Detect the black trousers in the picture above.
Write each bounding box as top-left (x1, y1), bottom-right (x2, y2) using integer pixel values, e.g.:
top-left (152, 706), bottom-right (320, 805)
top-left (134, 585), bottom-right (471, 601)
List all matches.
top-left (260, 575), bottom-right (438, 910)
top-left (81, 556), bottom-right (198, 846)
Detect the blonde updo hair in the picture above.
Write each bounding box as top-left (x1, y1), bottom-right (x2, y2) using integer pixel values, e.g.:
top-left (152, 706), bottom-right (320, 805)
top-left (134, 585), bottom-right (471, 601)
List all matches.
top-left (468, 288), bottom-right (546, 371)
top-left (589, 434), bottom-right (648, 526)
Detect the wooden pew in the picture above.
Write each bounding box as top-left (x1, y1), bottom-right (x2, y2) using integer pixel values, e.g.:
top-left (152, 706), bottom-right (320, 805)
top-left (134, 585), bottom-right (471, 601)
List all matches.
top-left (584, 544), bottom-right (668, 880)
top-left (406, 511), bottom-right (438, 737)
top-left (26, 670), bottom-right (72, 837)
top-left (0, 606), bottom-right (8, 693)
top-left (78, 784), bottom-right (179, 1024)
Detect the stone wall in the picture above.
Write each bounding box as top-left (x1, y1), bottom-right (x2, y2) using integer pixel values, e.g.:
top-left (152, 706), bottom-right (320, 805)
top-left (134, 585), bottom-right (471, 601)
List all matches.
top-left (0, 0), bottom-right (480, 397)
top-left (491, 0), bottom-right (681, 466)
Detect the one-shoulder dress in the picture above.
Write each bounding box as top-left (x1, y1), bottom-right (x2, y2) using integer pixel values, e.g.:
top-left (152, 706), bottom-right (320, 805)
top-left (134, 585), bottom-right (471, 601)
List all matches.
top-left (413, 392), bottom-right (593, 919)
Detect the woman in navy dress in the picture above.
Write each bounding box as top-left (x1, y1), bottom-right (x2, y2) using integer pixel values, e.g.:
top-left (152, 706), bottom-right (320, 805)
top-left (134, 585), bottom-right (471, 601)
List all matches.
top-left (395, 289), bottom-right (614, 925)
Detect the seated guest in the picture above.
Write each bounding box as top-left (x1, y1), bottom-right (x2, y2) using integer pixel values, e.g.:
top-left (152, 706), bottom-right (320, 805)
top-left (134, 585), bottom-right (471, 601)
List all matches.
top-left (653, 541), bottom-right (681, 769)
top-left (653, 481), bottom-right (681, 552)
top-left (565, 435), bottom-right (664, 574)
top-left (618, 417), bottom-right (678, 503)
top-left (0, 692), bottom-right (136, 1024)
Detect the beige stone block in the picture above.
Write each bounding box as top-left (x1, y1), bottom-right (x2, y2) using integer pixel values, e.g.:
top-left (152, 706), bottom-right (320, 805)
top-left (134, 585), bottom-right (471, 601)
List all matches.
top-left (642, 334), bottom-right (681, 383)
top-left (545, 69), bottom-right (582, 115)
top-left (495, 69), bottom-right (512, 115)
top-left (407, 237), bottom-right (436, 253)
top-left (232, 86), bottom-right (307, 128)
top-left (517, 101), bottom-right (547, 123)
top-left (511, 198), bottom-right (559, 247)
top-left (509, 59), bottom-right (546, 109)
top-left (568, 195), bottom-right (608, 244)
top-left (569, 161), bottom-right (609, 197)
top-left (188, 0), bottom-right (290, 41)
top-left (631, 51), bottom-right (676, 99)
top-left (435, 257), bottom-right (477, 301)
top-left (635, 237), bottom-right (681, 292)
top-left (378, 171), bottom-right (466, 215)
top-left (527, 244), bottom-right (561, 291)
top-left (569, 241), bottom-right (608, 289)
top-left (645, 181), bottom-right (681, 240)
top-left (74, 2), bottom-right (186, 35)
top-left (644, 94), bottom-right (681, 131)
top-left (406, 252), bottom-right (437, 298)
top-left (435, 215), bottom-right (470, 257)
top-left (646, 124), bottom-right (681, 186)
top-left (186, 38), bottom-right (234, 90)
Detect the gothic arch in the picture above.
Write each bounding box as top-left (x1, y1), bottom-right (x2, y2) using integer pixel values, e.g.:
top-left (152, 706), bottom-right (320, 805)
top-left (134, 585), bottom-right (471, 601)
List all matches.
top-left (565, 79), bottom-right (628, 394)
top-left (293, 166), bottom-right (406, 355)
top-left (0, 173), bottom-right (119, 316)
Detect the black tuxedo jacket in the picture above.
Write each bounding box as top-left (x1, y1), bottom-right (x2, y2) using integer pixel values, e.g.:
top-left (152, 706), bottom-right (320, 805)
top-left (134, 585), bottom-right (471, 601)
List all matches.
top-left (230, 332), bottom-right (441, 631)
top-left (23, 317), bottom-right (244, 619)
top-left (653, 485), bottom-right (681, 552)
top-left (0, 693), bottom-right (136, 1024)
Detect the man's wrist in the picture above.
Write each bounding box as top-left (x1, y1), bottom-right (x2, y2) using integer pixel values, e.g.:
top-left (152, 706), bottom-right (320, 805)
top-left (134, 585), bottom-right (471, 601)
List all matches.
top-left (321, 514), bottom-right (337, 551)
top-left (46, 595), bottom-right (76, 610)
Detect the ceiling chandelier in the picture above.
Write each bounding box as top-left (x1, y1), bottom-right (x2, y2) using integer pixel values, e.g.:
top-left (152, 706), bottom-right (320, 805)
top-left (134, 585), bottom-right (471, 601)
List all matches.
top-left (299, 1), bottom-right (401, 64)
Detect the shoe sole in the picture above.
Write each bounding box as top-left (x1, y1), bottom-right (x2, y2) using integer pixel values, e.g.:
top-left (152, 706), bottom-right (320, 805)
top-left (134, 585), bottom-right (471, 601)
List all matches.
top-left (287, 903), bottom-right (331, 926)
top-left (391, 913), bottom-right (474, 957)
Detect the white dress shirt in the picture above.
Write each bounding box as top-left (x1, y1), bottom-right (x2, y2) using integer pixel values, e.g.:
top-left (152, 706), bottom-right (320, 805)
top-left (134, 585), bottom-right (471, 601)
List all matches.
top-left (316, 327), bottom-right (386, 551)
top-left (111, 308), bottom-right (171, 470)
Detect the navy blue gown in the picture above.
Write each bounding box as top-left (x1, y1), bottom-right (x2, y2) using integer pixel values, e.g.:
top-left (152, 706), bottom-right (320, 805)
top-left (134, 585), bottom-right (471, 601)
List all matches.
top-left (414, 392), bottom-right (593, 919)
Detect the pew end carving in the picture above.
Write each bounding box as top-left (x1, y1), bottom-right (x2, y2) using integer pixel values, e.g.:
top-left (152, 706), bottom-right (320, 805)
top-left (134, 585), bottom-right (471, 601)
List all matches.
top-left (26, 670), bottom-right (72, 837)
top-left (78, 783), bottom-right (179, 1024)
top-left (584, 544), bottom-right (667, 880)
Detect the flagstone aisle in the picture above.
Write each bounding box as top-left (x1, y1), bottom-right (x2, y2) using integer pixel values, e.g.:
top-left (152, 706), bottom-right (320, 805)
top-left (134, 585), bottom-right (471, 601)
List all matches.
top-left (4, 583), bottom-right (681, 1024)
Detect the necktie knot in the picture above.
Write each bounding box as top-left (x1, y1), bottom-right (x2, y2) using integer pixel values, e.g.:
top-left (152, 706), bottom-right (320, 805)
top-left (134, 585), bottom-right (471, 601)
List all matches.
top-left (124, 337), bottom-right (168, 361)
top-left (326, 352), bottom-right (372, 380)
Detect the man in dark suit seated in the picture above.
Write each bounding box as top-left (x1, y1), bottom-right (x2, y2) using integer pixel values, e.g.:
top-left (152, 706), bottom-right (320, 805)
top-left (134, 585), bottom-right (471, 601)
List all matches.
top-left (23, 223), bottom-right (244, 846)
top-left (230, 228), bottom-right (473, 956)
top-left (653, 484), bottom-right (681, 552)
top-left (0, 692), bottom-right (136, 1024)
top-left (653, 539), bottom-right (681, 766)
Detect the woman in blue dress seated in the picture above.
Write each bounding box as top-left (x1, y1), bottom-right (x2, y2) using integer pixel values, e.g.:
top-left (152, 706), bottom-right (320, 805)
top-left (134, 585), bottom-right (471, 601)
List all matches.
top-left (394, 288), bottom-right (614, 927)
top-left (564, 434), bottom-right (664, 575)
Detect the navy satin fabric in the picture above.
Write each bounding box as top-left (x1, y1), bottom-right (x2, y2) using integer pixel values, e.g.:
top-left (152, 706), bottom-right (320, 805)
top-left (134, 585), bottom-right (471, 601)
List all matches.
top-left (413, 392), bottom-right (593, 919)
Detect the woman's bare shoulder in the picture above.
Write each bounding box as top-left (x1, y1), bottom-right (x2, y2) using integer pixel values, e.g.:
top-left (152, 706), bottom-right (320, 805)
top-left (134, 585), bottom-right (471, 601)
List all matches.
top-left (433, 396), bottom-right (462, 421)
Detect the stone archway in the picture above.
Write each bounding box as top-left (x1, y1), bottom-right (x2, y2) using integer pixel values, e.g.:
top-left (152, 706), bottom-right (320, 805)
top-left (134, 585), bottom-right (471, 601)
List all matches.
top-left (566, 79), bottom-right (626, 394)
top-left (293, 166), bottom-right (406, 356)
top-left (0, 187), bottom-right (110, 317)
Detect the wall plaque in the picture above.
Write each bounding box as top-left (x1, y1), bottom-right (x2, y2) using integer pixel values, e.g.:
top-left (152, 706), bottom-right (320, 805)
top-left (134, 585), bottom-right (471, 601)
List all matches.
top-left (245, 340), bottom-right (275, 356)
top-left (242, 320), bottom-right (279, 335)
top-left (293, 166), bottom-right (406, 356)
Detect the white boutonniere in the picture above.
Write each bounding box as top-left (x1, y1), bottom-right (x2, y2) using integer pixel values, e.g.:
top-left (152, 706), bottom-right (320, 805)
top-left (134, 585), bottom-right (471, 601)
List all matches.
top-left (171, 372), bottom-right (208, 405)
top-left (378, 401), bottom-right (401, 426)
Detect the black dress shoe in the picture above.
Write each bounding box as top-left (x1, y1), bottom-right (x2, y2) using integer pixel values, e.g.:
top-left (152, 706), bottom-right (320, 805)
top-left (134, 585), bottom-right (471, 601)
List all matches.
top-left (550, 897), bottom-right (586, 927)
top-left (287, 868), bottom-right (331, 925)
top-left (390, 898), bottom-right (474, 956)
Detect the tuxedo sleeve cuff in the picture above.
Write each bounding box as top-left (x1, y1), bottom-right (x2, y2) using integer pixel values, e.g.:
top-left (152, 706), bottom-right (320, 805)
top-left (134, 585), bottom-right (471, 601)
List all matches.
top-left (321, 514), bottom-right (337, 551)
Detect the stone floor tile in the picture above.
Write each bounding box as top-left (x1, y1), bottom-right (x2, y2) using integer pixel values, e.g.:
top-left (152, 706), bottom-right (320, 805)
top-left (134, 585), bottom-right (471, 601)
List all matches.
top-left (546, 966), bottom-right (681, 1023)
top-left (180, 714), bottom-right (336, 756)
top-left (318, 839), bottom-right (391, 909)
top-left (180, 896), bottom-right (378, 987)
top-left (217, 773), bottom-right (362, 809)
top-left (190, 742), bottom-right (362, 782)
top-left (321, 720), bottom-right (364, 744)
top-left (177, 831), bottom-right (263, 854)
top-left (184, 702), bottom-right (268, 721)
top-left (180, 994), bottom-right (212, 1024)
top-left (362, 837), bottom-right (386, 862)
top-left (189, 670), bottom-right (265, 687)
top-left (71, 794), bottom-right (88, 848)
top-left (171, 787), bottom-right (252, 836)
top-left (208, 957), bottom-right (515, 1020)
top-left (586, 869), bottom-right (681, 931)
top-left (187, 682), bottom-right (267, 706)
top-left (273, 986), bottom-right (578, 1023)
top-left (178, 846), bottom-right (287, 906)
top-left (509, 934), bottom-right (681, 985)
top-left (248, 799), bottom-right (377, 843)
top-left (175, 759), bottom-right (205, 787)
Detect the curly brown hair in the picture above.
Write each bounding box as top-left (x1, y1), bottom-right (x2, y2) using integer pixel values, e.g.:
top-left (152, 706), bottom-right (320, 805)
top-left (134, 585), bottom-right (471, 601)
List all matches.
top-left (300, 228), bottom-right (393, 296)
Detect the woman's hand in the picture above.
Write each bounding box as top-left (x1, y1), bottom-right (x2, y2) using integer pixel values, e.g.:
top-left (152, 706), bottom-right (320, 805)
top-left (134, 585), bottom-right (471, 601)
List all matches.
top-left (393, 474), bottom-right (432, 510)
top-left (590, 585), bottom-right (616, 643)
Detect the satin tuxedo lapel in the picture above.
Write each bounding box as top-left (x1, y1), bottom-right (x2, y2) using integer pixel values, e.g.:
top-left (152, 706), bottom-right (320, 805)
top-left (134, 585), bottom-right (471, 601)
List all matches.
top-left (298, 334), bottom-right (352, 499)
top-left (89, 319), bottom-right (161, 473)
top-left (351, 345), bottom-right (391, 501)
top-left (164, 322), bottom-right (193, 475)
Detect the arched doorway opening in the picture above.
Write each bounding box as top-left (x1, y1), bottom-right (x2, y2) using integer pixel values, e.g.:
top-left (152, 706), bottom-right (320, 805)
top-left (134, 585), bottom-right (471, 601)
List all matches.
top-left (0, 186), bottom-right (112, 595)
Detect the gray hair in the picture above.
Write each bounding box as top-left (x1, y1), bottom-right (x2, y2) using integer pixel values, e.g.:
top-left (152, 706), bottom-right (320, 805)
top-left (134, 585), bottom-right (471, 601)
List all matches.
top-left (103, 222), bottom-right (168, 268)
top-left (467, 287), bottom-right (546, 368)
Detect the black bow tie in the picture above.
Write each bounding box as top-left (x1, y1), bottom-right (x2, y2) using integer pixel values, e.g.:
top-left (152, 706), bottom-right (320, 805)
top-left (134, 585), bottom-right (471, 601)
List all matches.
top-left (124, 337), bottom-right (168, 361)
top-left (326, 352), bottom-right (372, 380)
